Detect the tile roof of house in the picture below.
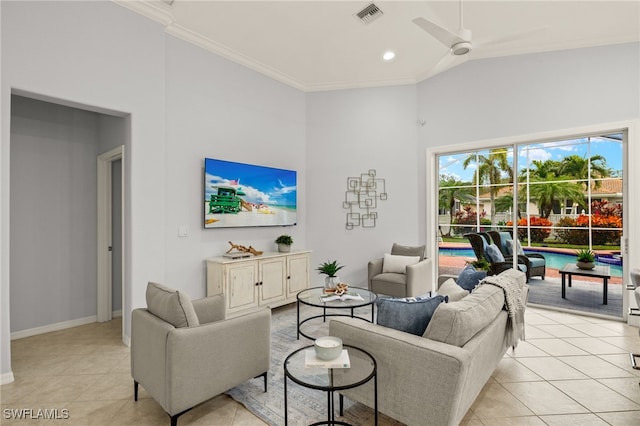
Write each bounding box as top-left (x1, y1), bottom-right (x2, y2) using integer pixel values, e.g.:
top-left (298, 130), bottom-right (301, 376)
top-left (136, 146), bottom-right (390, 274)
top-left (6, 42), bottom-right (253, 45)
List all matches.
top-left (475, 178), bottom-right (622, 199)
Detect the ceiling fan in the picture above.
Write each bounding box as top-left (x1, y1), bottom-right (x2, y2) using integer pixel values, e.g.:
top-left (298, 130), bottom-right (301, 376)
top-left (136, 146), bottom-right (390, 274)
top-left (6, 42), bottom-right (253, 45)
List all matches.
top-left (413, 0), bottom-right (543, 76)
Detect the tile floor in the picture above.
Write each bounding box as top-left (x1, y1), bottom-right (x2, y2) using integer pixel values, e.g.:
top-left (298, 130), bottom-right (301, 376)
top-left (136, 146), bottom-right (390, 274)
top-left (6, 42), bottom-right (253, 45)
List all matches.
top-left (2, 306), bottom-right (640, 425)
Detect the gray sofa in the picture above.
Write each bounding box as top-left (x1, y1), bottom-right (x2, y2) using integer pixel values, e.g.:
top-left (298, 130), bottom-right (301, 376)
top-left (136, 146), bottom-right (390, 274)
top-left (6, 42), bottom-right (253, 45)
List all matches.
top-left (330, 268), bottom-right (527, 426)
top-left (131, 283), bottom-right (271, 426)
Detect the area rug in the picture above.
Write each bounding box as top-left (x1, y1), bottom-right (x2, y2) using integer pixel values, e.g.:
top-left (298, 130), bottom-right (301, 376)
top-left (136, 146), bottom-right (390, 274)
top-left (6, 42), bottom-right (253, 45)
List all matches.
top-left (226, 303), bottom-right (402, 426)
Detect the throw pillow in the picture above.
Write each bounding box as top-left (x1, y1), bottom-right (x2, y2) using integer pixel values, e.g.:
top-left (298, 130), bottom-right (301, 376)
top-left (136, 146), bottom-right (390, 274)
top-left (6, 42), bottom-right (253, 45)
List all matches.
top-left (146, 282), bottom-right (200, 328)
top-left (507, 239), bottom-right (525, 256)
top-left (382, 253), bottom-right (421, 274)
top-left (456, 265), bottom-right (487, 292)
top-left (376, 295), bottom-right (448, 335)
top-left (437, 278), bottom-right (468, 302)
top-left (485, 244), bottom-right (505, 263)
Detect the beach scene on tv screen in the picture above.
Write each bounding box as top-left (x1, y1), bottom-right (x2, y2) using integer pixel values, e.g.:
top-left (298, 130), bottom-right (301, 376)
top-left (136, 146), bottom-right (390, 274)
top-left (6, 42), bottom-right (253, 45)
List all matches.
top-left (204, 158), bottom-right (297, 228)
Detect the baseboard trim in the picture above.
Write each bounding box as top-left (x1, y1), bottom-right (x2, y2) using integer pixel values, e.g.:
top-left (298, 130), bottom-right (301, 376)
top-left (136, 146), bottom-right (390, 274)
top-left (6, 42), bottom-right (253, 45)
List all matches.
top-left (10, 315), bottom-right (97, 340)
top-left (1, 371), bottom-right (15, 385)
top-left (112, 310), bottom-right (122, 318)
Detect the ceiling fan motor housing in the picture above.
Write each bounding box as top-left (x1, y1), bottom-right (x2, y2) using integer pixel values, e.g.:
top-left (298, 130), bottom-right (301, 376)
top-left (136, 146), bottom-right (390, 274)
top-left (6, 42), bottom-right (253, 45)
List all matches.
top-left (451, 41), bottom-right (472, 55)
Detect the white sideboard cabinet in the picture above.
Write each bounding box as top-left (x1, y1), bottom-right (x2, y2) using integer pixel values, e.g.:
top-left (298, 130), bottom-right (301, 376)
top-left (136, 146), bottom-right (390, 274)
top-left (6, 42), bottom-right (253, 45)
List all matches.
top-left (206, 250), bottom-right (311, 317)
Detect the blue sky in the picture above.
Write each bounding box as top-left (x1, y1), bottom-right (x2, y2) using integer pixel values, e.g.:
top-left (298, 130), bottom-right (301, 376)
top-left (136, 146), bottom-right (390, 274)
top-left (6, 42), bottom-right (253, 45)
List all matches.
top-left (439, 135), bottom-right (623, 182)
top-left (204, 158), bottom-right (297, 207)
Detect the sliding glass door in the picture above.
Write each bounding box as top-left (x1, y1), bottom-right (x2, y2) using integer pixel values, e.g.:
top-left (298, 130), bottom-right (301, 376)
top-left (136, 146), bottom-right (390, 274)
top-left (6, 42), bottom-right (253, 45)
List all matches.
top-left (436, 132), bottom-right (625, 317)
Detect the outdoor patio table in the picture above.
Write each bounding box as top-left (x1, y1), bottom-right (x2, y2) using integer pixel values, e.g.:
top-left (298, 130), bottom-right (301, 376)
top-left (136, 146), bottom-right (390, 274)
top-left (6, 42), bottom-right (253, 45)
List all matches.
top-left (559, 263), bottom-right (611, 305)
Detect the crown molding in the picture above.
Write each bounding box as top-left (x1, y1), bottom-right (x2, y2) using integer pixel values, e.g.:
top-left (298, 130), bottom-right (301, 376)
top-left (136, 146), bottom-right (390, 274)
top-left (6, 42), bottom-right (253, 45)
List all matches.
top-left (165, 23), bottom-right (307, 92)
top-left (304, 77), bottom-right (418, 93)
top-left (112, 0), bottom-right (174, 26)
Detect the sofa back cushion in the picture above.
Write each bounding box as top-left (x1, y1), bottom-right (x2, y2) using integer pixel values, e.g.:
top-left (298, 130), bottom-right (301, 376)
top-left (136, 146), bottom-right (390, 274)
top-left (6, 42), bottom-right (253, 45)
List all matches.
top-left (424, 284), bottom-right (504, 347)
top-left (146, 282), bottom-right (200, 328)
top-left (437, 278), bottom-right (468, 302)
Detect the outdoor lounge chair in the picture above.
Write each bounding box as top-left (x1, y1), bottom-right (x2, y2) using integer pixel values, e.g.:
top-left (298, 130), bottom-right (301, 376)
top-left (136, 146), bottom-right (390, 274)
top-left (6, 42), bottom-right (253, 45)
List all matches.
top-left (488, 230), bottom-right (546, 280)
top-left (465, 232), bottom-right (529, 281)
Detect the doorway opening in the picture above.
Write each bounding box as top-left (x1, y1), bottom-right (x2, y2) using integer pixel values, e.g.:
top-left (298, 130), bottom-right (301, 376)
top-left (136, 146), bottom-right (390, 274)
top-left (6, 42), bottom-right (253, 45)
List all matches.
top-left (97, 146), bottom-right (124, 329)
top-left (9, 93), bottom-right (128, 343)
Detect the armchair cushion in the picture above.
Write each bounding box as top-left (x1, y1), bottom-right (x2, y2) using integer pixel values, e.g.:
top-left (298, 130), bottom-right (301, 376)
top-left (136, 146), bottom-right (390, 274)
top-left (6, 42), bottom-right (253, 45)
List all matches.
top-left (146, 282), bottom-right (199, 328)
top-left (390, 243), bottom-right (425, 260)
top-left (456, 265), bottom-right (487, 292)
top-left (376, 295), bottom-right (448, 335)
top-left (382, 253), bottom-right (420, 274)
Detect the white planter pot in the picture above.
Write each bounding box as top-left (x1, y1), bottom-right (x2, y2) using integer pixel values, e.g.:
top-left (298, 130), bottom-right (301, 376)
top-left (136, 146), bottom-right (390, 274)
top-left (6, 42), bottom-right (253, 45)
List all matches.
top-left (324, 276), bottom-right (340, 290)
top-left (277, 243), bottom-right (291, 253)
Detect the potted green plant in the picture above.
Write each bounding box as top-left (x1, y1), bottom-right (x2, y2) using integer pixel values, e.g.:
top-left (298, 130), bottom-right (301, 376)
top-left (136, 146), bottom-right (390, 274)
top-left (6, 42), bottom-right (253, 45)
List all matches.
top-left (275, 234), bottom-right (293, 253)
top-left (575, 248), bottom-right (596, 270)
top-left (468, 258), bottom-right (490, 272)
top-left (316, 260), bottom-right (345, 289)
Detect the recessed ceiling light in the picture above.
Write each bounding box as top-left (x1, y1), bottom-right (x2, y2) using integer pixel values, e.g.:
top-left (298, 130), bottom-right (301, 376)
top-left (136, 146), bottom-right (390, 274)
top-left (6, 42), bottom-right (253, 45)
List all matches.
top-left (382, 51), bottom-right (396, 62)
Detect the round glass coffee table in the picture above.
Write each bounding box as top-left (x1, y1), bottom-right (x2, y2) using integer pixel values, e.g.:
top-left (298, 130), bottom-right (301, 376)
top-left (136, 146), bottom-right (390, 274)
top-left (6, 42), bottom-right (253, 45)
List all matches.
top-left (284, 344), bottom-right (378, 425)
top-left (296, 287), bottom-right (378, 340)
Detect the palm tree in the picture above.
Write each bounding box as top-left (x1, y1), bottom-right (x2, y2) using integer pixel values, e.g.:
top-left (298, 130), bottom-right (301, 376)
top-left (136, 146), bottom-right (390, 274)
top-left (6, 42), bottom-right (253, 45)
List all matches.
top-left (463, 149), bottom-right (513, 227)
top-left (528, 177), bottom-right (585, 218)
top-left (494, 191), bottom-right (528, 219)
top-left (521, 159), bottom-right (561, 180)
top-left (438, 175), bottom-right (474, 237)
top-left (558, 154), bottom-right (612, 189)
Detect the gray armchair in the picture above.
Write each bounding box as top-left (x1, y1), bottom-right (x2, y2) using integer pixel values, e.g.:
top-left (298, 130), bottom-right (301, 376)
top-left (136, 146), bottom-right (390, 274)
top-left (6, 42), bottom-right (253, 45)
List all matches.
top-left (368, 243), bottom-right (431, 297)
top-left (131, 282), bottom-right (271, 426)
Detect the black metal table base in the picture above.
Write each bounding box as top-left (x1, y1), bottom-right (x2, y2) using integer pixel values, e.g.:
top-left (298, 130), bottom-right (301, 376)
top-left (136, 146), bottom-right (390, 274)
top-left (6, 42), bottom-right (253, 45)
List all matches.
top-left (297, 302), bottom-right (375, 340)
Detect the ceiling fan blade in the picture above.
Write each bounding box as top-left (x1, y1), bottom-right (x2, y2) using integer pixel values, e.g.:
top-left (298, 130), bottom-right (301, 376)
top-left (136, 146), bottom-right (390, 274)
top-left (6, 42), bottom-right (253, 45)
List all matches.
top-left (412, 17), bottom-right (464, 48)
top-left (428, 51), bottom-right (467, 77)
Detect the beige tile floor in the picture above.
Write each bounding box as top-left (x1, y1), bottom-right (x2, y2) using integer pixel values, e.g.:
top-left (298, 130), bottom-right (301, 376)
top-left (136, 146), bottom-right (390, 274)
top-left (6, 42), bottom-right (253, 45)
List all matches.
top-left (2, 306), bottom-right (640, 425)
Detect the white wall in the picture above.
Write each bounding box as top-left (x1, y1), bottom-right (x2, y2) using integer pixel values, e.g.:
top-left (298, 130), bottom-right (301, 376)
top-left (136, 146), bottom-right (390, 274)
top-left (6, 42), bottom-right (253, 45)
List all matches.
top-left (162, 36), bottom-right (307, 298)
top-left (306, 85), bottom-right (419, 287)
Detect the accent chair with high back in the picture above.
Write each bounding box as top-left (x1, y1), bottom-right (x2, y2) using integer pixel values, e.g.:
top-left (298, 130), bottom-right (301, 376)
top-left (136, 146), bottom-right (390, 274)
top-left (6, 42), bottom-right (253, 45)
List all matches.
top-left (368, 243), bottom-right (431, 297)
top-left (131, 282), bottom-right (271, 426)
top-left (488, 230), bottom-right (546, 279)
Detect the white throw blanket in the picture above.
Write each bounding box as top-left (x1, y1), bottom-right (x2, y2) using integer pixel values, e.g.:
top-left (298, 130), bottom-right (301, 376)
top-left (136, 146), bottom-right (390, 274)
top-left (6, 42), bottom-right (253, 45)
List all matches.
top-left (480, 274), bottom-right (525, 348)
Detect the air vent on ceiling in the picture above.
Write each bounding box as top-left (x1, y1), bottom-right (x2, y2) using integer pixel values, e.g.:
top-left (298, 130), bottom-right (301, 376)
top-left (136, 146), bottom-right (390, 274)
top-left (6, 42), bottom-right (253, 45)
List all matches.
top-left (356, 3), bottom-right (383, 25)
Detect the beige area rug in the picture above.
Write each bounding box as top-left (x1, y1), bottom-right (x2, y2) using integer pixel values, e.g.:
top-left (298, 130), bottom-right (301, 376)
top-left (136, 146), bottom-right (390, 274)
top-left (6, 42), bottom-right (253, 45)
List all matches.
top-left (226, 303), bottom-right (404, 425)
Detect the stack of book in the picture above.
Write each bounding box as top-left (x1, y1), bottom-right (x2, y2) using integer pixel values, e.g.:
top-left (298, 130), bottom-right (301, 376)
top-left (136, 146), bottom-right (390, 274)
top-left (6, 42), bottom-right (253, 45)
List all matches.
top-left (304, 349), bottom-right (351, 368)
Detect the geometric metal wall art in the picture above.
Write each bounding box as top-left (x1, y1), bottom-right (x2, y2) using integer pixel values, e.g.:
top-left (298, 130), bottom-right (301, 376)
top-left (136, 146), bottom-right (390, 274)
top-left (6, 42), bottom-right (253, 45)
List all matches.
top-left (343, 169), bottom-right (387, 230)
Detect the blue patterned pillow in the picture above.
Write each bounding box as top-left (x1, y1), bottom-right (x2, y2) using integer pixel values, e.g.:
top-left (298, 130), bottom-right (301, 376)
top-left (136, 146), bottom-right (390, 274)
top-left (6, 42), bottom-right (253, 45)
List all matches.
top-left (376, 295), bottom-right (448, 335)
top-left (457, 265), bottom-right (487, 292)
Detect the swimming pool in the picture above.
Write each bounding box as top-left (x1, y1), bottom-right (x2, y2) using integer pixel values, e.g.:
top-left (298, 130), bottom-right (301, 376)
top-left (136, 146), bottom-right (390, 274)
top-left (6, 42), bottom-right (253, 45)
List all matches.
top-left (438, 247), bottom-right (623, 277)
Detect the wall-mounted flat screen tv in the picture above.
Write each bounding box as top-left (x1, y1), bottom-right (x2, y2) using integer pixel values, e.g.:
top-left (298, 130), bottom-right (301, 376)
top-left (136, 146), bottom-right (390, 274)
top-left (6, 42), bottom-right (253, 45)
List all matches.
top-left (204, 158), bottom-right (297, 228)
